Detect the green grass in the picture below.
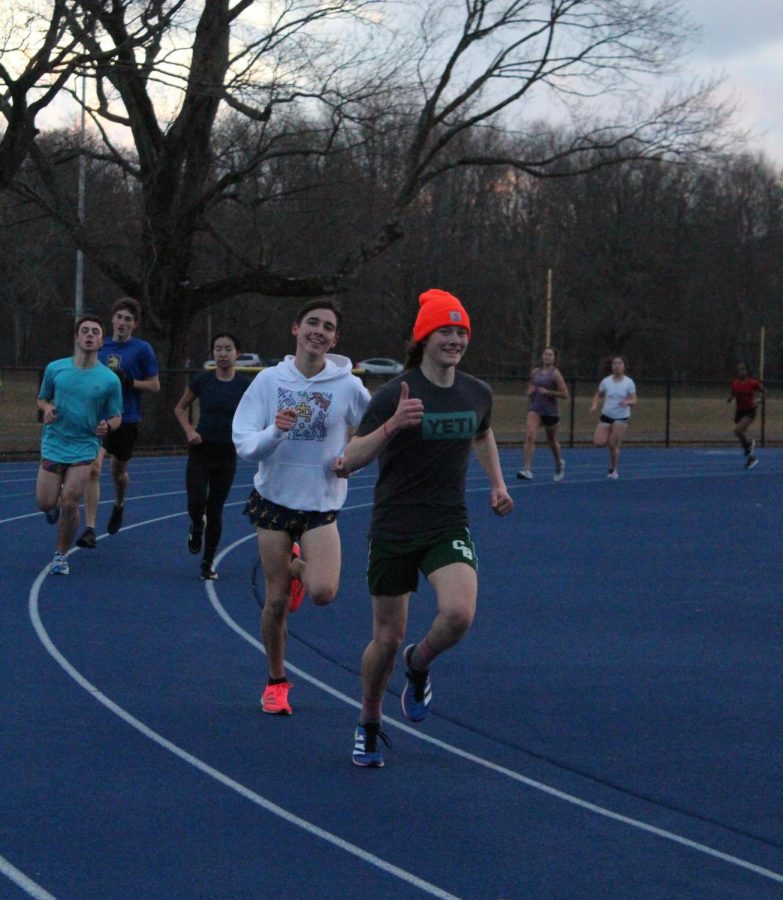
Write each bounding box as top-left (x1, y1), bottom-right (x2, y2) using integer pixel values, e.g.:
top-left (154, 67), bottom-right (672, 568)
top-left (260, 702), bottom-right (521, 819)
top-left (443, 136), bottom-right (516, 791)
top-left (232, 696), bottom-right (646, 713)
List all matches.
top-left (0, 370), bottom-right (43, 456)
top-left (2, 368), bottom-right (779, 457)
top-left (458, 385), bottom-right (781, 446)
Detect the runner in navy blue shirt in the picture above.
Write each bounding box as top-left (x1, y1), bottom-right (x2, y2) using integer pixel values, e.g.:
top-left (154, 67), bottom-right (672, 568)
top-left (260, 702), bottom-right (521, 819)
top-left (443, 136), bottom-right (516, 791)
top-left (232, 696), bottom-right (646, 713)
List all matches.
top-left (174, 333), bottom-right (250, 579)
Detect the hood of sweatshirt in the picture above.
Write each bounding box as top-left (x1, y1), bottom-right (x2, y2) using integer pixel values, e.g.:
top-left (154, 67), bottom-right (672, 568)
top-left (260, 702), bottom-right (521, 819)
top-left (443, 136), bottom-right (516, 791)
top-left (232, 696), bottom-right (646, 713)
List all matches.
top-left (276, 353), bottom-right (357, 384)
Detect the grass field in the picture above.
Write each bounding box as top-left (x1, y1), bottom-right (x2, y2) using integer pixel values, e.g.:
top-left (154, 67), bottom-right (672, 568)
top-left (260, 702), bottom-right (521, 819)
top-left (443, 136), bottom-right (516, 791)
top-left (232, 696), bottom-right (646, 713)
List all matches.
top-left (2, 367), bottom-right (780, 457)
top-left (487, 381), bottom-right (781, 445)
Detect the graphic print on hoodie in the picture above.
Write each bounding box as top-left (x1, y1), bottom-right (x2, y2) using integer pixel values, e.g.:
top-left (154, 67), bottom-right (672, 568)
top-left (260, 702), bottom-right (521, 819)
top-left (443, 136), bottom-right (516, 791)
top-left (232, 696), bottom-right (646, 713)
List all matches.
top-left (232, 353), bottom-right (371, 512)
top-left (281, 389), bottom-right (331, 442)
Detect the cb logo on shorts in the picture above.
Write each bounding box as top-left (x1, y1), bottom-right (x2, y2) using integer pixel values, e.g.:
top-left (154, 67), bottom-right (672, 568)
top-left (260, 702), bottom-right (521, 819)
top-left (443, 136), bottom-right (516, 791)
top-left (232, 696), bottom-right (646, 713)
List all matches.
top-left (452, 539), bottom-right (474, 561)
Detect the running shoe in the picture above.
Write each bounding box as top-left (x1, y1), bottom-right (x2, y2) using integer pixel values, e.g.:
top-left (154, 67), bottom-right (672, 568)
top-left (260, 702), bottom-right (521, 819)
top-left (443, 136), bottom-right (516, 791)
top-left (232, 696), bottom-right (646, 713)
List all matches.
top-left (187, 523), bottom-right (203, 555)
top-left (200, 561), bottom-right (218, 580)
top-left (746, 455), bottom-right (759, 470)
top-left (352, 722), bottom-right (390, 768)
top-left (49, 552), bottom-right (69, 575)
top-left (45, 506), bottom-right (61, 525)
top-left (554, 459), bottom-right (565, 482)
top-left (289, 542), bottom-right (304, 612)
top-left (107, 504), bottom-right (124, 534)
top-left (261, 681), bottom-right (292, 715)
top-left (76, 527), bottom-right (97, 549)
top-left (607, 470), bottom-right (619, 480)
top-left (516, 469), bottom-right (533, 480)
top-left (401, 643), bottom-right (432, 723)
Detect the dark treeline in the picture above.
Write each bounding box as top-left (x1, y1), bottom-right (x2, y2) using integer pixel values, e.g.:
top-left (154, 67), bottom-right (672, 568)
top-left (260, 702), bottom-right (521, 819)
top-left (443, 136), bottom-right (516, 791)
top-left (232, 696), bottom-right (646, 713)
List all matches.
top-left (8, 0), bottom-right (778, 440)
top-left (2, 123), bottom-right (781, 381)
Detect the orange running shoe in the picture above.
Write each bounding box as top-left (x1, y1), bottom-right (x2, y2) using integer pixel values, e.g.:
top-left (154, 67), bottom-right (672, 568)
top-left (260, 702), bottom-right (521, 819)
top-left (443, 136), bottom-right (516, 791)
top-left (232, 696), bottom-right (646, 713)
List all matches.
top-left (289, 542), bottom-right (305, 612)
top-left (261, 681), bottom-right (292, 715)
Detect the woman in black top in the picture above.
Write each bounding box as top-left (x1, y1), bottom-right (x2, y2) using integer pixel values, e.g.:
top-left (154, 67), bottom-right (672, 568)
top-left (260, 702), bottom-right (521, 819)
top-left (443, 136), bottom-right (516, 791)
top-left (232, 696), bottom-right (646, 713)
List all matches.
top-left (174, 333), bottom-right (251, 579)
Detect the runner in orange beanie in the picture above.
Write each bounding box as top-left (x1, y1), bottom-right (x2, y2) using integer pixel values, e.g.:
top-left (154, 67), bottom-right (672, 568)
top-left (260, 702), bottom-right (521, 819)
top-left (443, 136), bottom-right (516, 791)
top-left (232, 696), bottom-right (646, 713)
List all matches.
top-left (413, 289), bottom-right (471, 342)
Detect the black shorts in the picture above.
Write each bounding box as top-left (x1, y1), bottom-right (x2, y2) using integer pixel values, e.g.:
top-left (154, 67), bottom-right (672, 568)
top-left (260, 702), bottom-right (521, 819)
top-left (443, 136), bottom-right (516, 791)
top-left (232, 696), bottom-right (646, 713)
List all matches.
top-left (102, 422), bottom-right (139, 462)
top-left (242, 489), bottom-right (337, 540)
top-left (734, 408), bottom-right (756, 424)
top-left (367, 527), bottom-right (478, 597)
top-left (599, 414), bottom-right (630, 425)
top-left (540, 414), bottom-right (560, 428)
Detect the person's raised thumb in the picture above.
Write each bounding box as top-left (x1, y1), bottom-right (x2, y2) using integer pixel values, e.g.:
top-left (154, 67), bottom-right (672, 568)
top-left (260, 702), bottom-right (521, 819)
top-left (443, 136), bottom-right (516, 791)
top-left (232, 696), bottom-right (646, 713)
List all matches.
top-left (399, 381), bottom-right (409, 401)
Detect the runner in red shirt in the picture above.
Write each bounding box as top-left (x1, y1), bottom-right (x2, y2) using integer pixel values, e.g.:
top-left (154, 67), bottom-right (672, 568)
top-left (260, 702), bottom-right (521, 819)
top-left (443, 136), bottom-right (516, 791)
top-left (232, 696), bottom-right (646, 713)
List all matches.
top-left (727, 362), bottom-right (766, 469)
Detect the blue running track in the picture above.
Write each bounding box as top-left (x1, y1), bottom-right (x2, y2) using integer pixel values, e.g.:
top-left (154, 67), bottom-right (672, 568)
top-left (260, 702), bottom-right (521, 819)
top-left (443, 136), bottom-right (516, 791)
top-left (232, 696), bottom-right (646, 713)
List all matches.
top-left (2, 448), bottom-right (782, 898)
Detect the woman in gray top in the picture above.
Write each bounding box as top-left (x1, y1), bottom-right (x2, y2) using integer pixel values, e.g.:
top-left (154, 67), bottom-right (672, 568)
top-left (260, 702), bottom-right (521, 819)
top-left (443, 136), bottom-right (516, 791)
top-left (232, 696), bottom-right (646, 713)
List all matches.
top-left (517, 346), bottom-right (569, 482)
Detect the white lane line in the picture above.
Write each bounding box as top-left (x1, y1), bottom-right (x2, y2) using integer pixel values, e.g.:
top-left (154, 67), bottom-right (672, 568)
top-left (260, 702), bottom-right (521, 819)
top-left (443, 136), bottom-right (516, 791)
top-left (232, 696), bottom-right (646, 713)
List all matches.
top-left (0, 475), bottom-right (378, 526)
top-left (0, 491), bottom-right (186, 526)
top-left (23, 492), bottom-right (783, 891)
top-left (0, 853), bottom-right (57, 899)
top-left (27, 571), bottom-right (458, 899)
top-left (0, 478), bottom-right (371, 526)
top-left (4, 452), bottom-right (776, 524)
top-left (211, 512), bottom-right (783, 888)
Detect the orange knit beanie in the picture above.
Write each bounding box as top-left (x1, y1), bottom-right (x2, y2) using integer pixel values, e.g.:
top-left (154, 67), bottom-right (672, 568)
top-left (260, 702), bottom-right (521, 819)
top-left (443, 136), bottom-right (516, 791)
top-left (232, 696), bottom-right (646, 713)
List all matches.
top-left (412, 289), bottom-right (471, 342)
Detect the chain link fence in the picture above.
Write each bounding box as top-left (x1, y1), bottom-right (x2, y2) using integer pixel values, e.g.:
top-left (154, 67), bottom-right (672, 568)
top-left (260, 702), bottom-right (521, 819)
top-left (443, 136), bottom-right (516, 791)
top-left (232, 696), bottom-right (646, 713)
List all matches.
top-left (2, 367), bottom-right (780, 459)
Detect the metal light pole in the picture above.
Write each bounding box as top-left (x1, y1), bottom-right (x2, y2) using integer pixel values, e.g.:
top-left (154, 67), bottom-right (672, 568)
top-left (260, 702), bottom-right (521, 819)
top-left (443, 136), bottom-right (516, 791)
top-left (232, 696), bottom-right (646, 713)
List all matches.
top-left (74, 72), bottom-right (87, 319)
top-left (545, 268), bottom-right (552, 346)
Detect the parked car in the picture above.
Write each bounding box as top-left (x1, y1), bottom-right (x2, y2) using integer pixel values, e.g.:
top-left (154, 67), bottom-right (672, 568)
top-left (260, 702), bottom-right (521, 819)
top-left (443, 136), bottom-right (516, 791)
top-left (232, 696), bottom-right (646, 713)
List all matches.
top-left (204, 352), bottom-right (264, 369)
top-left (357, 357), bottom-right (404, 375)
top-left (236, 353), bottom-right (264, 367)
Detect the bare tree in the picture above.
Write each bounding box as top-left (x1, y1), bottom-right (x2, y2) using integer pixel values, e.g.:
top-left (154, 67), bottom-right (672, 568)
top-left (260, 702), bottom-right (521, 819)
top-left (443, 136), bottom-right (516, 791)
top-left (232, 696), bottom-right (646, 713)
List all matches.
top-left (684, 154), bottom-right (783, 374)
top-left (10, 0), bottom-right (737, 373)
top-left (0, 0), bottom-right (97, 189)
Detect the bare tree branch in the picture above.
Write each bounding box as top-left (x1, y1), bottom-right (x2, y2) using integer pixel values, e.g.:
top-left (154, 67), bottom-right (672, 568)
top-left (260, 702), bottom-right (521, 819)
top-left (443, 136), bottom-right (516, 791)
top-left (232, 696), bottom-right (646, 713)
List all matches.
top-left (4, 0), bottom-right (741, 371)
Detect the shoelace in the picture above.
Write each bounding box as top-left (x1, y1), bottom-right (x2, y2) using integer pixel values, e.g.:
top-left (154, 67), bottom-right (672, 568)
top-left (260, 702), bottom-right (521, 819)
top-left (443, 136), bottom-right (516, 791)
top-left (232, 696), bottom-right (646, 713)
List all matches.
top-left (407, 667), bottom-right (429, 701)
top-left (363, 725), bottom-right (391, 753)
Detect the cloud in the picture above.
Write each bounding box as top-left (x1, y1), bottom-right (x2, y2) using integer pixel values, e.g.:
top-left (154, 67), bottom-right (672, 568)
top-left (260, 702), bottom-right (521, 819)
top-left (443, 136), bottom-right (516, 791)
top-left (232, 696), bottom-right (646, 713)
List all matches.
top-left (680, 2), bottom-right (783, 162)
top-left (683, 0), bottom-right (783, 60)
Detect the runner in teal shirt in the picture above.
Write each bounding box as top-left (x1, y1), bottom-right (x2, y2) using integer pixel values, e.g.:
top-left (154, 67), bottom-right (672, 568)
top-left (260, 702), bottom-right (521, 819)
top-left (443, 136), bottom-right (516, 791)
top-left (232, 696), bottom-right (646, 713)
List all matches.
top-left (39, 358), bottom-right (123, 463)
top-left (36, 317), bottom-right (122, 575)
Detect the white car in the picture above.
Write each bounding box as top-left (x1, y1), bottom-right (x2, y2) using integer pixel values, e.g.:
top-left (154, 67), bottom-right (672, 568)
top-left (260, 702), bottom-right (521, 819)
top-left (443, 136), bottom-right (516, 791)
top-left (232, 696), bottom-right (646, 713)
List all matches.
top-left (236, 353), bottom-right (264, 367)
top-left (357, 357), bottom-right (404, 375)
top-left (204, 352), bottom-right (264, 369)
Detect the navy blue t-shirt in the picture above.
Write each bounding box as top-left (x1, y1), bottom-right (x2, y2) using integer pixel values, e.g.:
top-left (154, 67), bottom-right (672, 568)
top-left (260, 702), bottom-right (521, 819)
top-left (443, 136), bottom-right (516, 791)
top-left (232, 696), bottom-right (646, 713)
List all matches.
top-left (189, 371), bottom-right (250, 444)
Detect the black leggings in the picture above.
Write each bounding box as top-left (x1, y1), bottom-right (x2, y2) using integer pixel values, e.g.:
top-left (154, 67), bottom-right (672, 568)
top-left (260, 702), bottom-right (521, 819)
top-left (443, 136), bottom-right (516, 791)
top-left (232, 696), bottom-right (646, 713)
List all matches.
top-left (186, 442), bottom-right (237, 563)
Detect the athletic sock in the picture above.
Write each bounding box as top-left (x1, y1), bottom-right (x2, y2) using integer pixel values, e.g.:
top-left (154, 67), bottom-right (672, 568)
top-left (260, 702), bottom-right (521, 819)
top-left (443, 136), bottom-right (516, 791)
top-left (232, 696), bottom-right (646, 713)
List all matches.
top-left (359, 716), bottom-right (382, 728)
top-left (268, 676), bottom-right (288, 686)
top-left (361, 696), bottom-right (383, 723)
top-left (410, 637), bottom-right (438, 671)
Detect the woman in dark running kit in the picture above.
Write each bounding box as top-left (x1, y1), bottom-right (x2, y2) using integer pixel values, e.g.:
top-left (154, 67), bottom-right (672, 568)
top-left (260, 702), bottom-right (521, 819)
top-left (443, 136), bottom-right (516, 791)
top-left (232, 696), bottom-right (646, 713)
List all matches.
top-left (174, 333), bottom-right (251, 579)
top-left (727, 361), bottom-right (766, 469)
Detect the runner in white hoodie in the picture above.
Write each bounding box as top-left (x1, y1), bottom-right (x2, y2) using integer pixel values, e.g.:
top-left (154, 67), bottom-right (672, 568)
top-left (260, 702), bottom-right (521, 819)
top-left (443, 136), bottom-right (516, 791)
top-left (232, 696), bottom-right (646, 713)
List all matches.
top-left (233, 299), bottom-right (371, 715)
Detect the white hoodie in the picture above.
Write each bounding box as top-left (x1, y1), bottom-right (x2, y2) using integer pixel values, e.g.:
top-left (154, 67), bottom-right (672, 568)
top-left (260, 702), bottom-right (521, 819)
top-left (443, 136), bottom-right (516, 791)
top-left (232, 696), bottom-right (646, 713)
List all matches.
top-left (232, 353), bottom-right (370, 511)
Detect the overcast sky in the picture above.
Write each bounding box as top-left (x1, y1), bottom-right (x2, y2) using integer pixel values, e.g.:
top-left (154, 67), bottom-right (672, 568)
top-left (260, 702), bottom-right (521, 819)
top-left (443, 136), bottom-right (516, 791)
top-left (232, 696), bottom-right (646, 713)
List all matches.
top-left (682, 0), bottom-right (783, 163)
top-left (33, 1), bottom-right (782, 166)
